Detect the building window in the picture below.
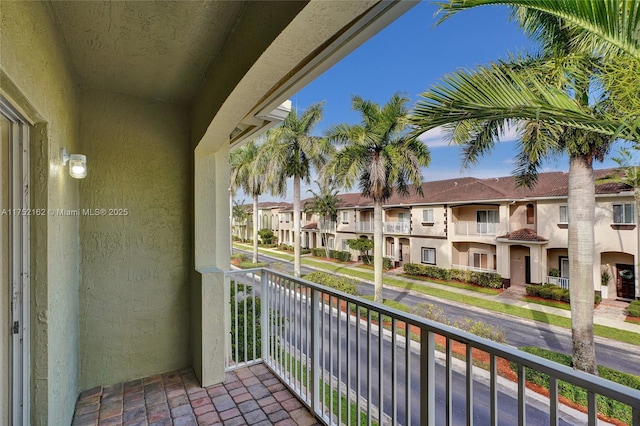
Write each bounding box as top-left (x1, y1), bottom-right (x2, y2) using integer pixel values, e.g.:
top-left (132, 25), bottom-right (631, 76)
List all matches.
top-left (613, 203), bottom-right (635, 224)
top-left (473, 252), bottom-right (488, 270)
top-left (342, 240), bottom-right (350, 251)
top-left (526, 203), bottom-right (534, 224)
top-left (559, 205), bottom-right (568, 224)
top-left (341, 211), bottom-right (349, 223)
top-left (476, 210), bottom-right (498, 234)
top-left (398, 211), bottom-right (409, 222)
top-left (421, 247), bottom-right (436, 264)
top-left (422, 208), bottom-right (434, 223)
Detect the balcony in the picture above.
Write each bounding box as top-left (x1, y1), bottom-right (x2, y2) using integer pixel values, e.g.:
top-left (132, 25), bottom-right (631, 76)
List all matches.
top-left (319, 220), bottom-right (337, 232)
top-left (383, 221), bottom-right (410, 234)
top-left (452, 222), bottom-right (501, 236)
top-left (355, 221), bottom-right (410, 234)
top-left (355, 221), bottom-right (374, 232)
top-left (226, 268), bottom-right (640, 425)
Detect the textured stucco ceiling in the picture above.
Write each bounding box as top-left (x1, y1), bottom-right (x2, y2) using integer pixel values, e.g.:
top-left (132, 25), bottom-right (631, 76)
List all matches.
top-left (49, 1), bottom-right (247, 103)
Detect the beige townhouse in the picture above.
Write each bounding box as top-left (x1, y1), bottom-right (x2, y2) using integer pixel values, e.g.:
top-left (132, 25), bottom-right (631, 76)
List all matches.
top-left (281, 169), bottom-right (638, 301)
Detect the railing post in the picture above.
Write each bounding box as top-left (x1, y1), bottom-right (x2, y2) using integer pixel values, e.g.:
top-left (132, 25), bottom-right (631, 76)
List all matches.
top-left (261, 270), bottom-right (269, 364)
top-left (310, 288), bottom-right (320, 415)
top-left (420, 327), bottom-right (435, 426)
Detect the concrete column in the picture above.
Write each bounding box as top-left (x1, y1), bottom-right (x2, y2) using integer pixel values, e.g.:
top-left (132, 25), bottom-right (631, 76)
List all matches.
top-left (193, 145), bottom-right (230, 386)
top-left (394, 237), bottom-right (400, 262)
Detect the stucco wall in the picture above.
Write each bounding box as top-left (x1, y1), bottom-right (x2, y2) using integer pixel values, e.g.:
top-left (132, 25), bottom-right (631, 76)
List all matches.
top-left (78, 89), bottom-right (191, 390)
top-left (0, 1), bottom-right (82, 424)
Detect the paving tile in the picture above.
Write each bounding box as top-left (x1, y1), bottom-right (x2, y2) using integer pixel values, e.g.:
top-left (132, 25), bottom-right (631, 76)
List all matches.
top-left (173, 413), bottom-right (197, 425)
top-left (212, 394), bottom-right (235, 412)
top-left (99, 401), bottom-right (123, 420)
top-left (248, 364), bottom-right (270, 376)
top-left (166, 387), bottom-right (187, 399)
top-left (241, 376), bottom-right (260, 387)
top-left (219, 407), bottom-right (241, 421)
top-left (72, 410), bottom-right (100, 426)
top-left (102, 383), bottom-right (123, 397)
top-left (122, 406), bottom-right (146, 423)
top-left (234, 368), bottom-right (254, 380)
top-left (188, 390), bottom-right (208, 402)
top-left (144, 393), bottom-right (167, 407)
top-left (262, 402), bottom-right (282, 415)
top-left (274, 419), bottom-right (297, 426)
top-left (207, 385), bottom-right (227, 398)
top-left (232, 392), bottom-right (252, 404)
top-left (289, 407), bottom-right (318, 426)
top-left (193, 403), bottom-right (215, 416)
top-left (148, 419), bottom-right (172, 426)
top-left (123, 397), bottom-right (145, 411)
top-left (80, 386), bottom-right (103, 399)
top-left (244, 408), bottom-right (268, 424)
top-left (228, 386), bottom-right (248, 397)
top-left (246, 384), bottom-right (271, 399)
top-left (272, 389), bottom-right (293, 403)
top-left (261, 377), bottom-right (280, 387)
top-left (224, 415), bottom-right (247, 426)
top-left (267, 382), bottom-right (287, 392)
top-left (143, 374), bottom-right (163, 385)
top-left (75, 402), bottom-right (100, 416)
top-left (97, 416), bottom-right (122, 426)
top-left (196, 411), bottom-right (220, 425)
top-left (280, 397), bottom-right (303, 412)
top-left (168, 394), bottom-right (190, 409)
top-left (170, 404), bottom-right (192, 418)
top-left (224, 371), bottom-right (240, 382)
top-left (77, 395), bottom-right (101, 407)
top-left (146, 403), bottom-right (170, 423)
top-left (268, 409), bottom-right (290, 423)
top-left (224, 380), bottom-right (243, 391)
top-left (143, 382), bottom-right (164, 395)
top-left (257, 396), bottom-right (276, 407)
top-left (237, 400), bottom-right (259, 414)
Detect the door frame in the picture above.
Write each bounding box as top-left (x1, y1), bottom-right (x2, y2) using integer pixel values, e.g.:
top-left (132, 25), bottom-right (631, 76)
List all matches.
top-left (1, 97), bottom-right (31, 426)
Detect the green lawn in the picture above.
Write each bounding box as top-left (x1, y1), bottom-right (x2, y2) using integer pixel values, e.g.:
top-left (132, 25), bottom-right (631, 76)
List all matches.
top-left (233, 244), bottom-right (640, 346)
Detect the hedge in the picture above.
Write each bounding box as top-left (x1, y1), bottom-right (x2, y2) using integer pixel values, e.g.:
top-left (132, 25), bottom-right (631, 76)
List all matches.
top-left (403, 262), bottom-right (503, 289)
top-left (362, 255), bottom-right (394, 270)
top-left (526, 284), bottom-right (601, 304)
top-left (303, 271), bottom-right (359, 295)
top-left (278, 244), bottom-right (309, 254)
top-left (628, 300), bottom-right (640, 317)
top-left (310, 248), bottom-right (352, 262)
top-left (511, 347), bottom-right (640, 425)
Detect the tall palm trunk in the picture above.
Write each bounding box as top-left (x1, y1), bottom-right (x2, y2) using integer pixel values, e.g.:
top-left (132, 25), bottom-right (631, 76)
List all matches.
top-left (373, 199), bottom-right (384, 303)
top-left (568, 154), bottom-right (597, 374)
top-left (252, 194), bottom-right (259, 264)
top-left (293, 175), bottom-right (301, 278)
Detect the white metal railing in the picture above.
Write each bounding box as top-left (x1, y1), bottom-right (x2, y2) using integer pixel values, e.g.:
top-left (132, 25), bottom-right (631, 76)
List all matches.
top-left (319, 221), bottom-right (337, 232)
top-left (355, 221), bottom-right (374, 232)
top-left (451, 263), bottom-right (497, 273)
top-left (547, 276), bottom-right (570, 289)
top-left (452, 221), bottom-right (499, 236)
top-left (383, 221), bottom-right (410, 234)
top-left (225, 268), bottom-right (640, 426)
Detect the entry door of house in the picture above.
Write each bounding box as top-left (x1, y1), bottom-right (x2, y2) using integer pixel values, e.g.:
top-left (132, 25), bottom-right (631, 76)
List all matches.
top-left (1, 100), bottom-right (31, 426)
top-left (616, 264), bottom-right (635, 299)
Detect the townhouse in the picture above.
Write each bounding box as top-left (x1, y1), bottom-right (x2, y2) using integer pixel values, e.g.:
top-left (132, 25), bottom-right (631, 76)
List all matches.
top-left (252, 169), bottom-right (638, 301)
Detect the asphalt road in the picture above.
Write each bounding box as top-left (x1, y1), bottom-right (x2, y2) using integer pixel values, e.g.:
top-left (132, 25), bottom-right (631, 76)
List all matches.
top-left (234, 248), bottom-right (640, 376)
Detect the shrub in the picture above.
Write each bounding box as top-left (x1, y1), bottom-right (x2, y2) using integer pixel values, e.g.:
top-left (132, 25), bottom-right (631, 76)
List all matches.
top-left (350, 297), bottom-right (411, 323)
top-left (526, 285), bottom-right (541, 297)
top-left (230, 281), bottom-right (261, 361)
top-left (402, 263), bottom-right (502, 288)
top-left (238, 261), bottom-right (268, 269)
top-left (311, 248), bottom-right (352, 262)
top-left (303, 271), bottom-right (359, 295)
top-left (231, 252), bottom-right (248, 262)
top-left (411, 303), bottom-right (450, 325)
top-left (512, 347), bottom-right (640, 425)
top-left (383, 257), bottom-right (394, 270)
top-left (279, 243), bottom-right (294, 252)
top-left (454, 318), bottom-right (506, 343)
top-left (628, 300), bottom-right (640, 317)
top-left (258, 228), bottom-right (276, 244)
top-left (527, 284), bottom-right (598, 304)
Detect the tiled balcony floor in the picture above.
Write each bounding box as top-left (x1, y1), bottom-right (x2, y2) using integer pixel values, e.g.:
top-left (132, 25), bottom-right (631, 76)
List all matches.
top-left (72, 364), bottom-right (321, 426)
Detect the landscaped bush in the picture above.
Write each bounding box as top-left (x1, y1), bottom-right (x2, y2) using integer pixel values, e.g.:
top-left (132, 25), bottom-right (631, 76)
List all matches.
top-left (231, 252), bottom-right (248, 262)
top-left (526, 284), bottom-right (600, 304)
top-left (403, 263), bottom-right (502, 289)
top-left (628, 300), bottom-right (640, 317)
top-left (303, 271), bottom-right (359, 295)
top-left (258, 243), bottom-right (277, 248)
top-left (454, 318), bottom-right (506, 343)
top-left (350, 297), bottom-right (411, 323)
top-left (361, 255), bottom-right (394, 270)
top-left (258, 228), bottom-right (276, 244)
top-left (238, 261), bottom-right (268, 269)
top-left (310, 248), bottom-right (352, 262)
top-left (279, 243), bottom-right (294, 251)
top-left (511, 347), bottom-right (640, 425)
top-left (411, 303), bottom-right (450, 325)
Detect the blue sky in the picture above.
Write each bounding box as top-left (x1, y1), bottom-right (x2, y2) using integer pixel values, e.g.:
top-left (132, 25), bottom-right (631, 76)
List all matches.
top-left (249, 1), bottom-right (625, 203)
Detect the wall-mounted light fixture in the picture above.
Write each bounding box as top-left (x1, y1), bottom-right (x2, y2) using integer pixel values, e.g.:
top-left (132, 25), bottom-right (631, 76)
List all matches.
top-left (60, 148), bottom-right (87, 179)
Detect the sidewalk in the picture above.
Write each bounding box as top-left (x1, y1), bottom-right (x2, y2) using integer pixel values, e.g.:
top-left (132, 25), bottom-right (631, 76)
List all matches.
top-left (235, 244), bottom-right (640, 336)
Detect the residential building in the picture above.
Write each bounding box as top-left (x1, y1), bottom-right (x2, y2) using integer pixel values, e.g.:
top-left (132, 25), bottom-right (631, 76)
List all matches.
top-left (287, 169), bottom-right (639, 300)
top-left (0, 1), bottom-right (415, 424)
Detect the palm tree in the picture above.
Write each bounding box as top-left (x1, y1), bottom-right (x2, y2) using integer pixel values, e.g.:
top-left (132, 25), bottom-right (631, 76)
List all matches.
top-left (408, 0), bottom-right (634, 374)
top-left (260, 102), bottom-right (329, 278)
top-left (326, 93), bottom-right (430, 303)
top-left (230, 140), bottom-right (269, 264)
top-left (232, 200), bottom-right (250, 242)
top-left (305, 181), bottom-right (341, 258)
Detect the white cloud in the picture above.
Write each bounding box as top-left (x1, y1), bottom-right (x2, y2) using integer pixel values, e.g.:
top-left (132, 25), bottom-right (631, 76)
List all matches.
top-left (417, 124), bottom-right (521, 148)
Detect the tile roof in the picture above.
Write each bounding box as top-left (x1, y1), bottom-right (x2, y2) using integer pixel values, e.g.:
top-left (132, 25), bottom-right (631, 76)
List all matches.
top-left (497, 228), bottom-right (548, 242)
top-left (301, 222), bottom-right (318, 230)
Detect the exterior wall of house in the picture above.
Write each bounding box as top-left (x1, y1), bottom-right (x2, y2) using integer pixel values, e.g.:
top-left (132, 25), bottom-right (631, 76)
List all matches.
top-left (337, 208), bottom-right (356, 233)
top-left (410, 205), bottom-right (447, 237)
top-left (78, 89), bottom-right (191, 390)
top-left (509, 202), bottom-right (536, 231)
top-left (410, 237), bottom-right (451, 269)
top-left (1, 2), bottom-right (82, 424)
